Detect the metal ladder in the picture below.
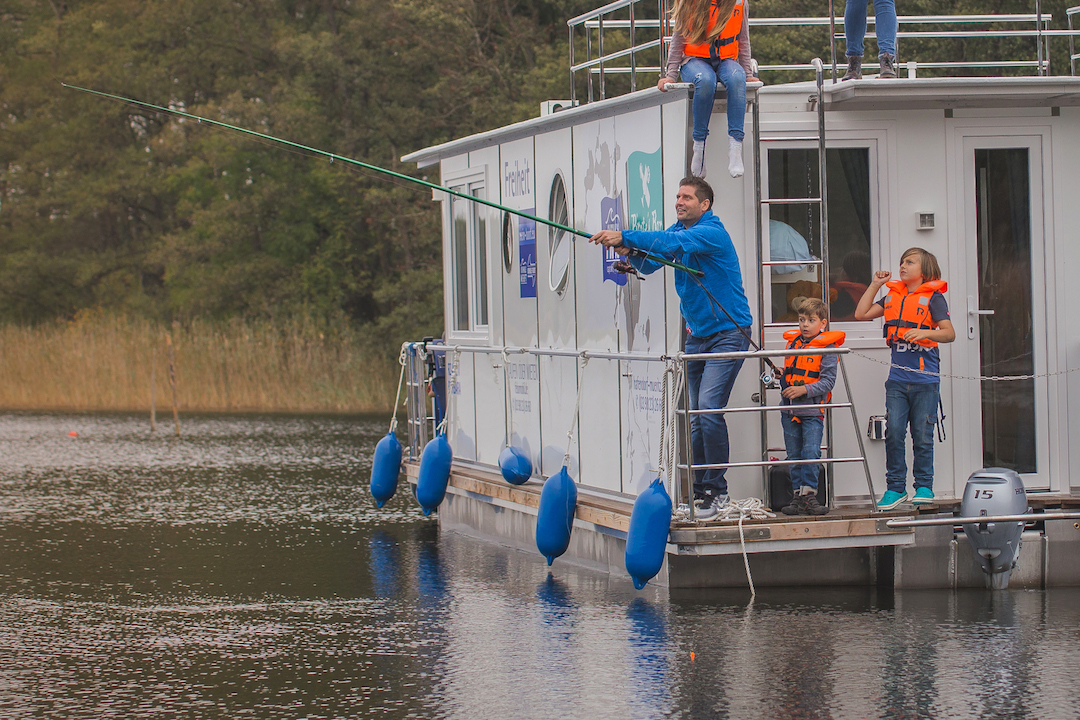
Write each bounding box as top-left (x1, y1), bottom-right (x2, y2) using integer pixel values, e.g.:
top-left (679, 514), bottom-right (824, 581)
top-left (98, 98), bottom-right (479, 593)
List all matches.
top-left (748, 58), bottom-right (877, 509)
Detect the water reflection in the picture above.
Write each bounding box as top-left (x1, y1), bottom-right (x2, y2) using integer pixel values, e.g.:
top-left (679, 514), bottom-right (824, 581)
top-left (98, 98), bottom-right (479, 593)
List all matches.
top-left (0, 413), bottom-right (1077, 719)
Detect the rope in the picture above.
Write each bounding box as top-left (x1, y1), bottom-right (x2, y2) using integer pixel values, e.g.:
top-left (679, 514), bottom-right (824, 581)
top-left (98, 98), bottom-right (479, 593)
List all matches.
top-left (563, 354), bottom-right (591, 466)
top-left (437, 347), bottom-right (461, 437)
top-left (389, 343), bottom-right (409, 434)
top-left (501, 348), bottom-right (514, 445)
top-left (847, 348), bottom-right (1079, 382)
top-left (656, 359), bottom-right (684, 495)
top-left (715, 498), bottom-right (775, 600)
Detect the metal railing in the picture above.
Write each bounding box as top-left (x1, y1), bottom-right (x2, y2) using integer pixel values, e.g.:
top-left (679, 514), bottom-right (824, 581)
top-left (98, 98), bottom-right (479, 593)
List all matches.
top-left (411, 341), bottom-right (877, 519)
top-left (1070, 6), bottom-right (1080, 74)
top-left (567, 0), bottom-right (1080, 103)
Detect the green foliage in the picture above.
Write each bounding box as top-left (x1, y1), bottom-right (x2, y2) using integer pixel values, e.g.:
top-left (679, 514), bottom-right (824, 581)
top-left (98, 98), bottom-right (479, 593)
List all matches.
top-left (0, 0), bottom-right (1073, 360)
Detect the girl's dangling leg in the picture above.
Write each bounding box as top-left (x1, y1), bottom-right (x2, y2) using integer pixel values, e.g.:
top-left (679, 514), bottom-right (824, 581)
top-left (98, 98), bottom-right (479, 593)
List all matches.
top-left (680, 57), bottom-right (717, 178)
top-left (717, 59), bottom-right (747, 177)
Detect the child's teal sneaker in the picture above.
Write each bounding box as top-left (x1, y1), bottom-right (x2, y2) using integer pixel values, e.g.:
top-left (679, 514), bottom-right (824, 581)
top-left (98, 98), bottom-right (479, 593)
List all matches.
top-left (876, 490), bottom-right (909, 510)
top-left (912, 487), bottom-right (935, 505)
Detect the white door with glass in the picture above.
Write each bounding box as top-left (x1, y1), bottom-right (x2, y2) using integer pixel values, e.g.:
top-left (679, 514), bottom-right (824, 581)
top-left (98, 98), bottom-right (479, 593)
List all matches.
top-left (954, 134), bottom-right (1052, 491)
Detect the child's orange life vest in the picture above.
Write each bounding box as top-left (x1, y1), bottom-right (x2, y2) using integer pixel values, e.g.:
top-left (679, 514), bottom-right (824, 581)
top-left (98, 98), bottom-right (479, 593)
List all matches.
top-left (782, 329), bottom-right (846, 410)
top-left (683, 0), bottom-right (744, 62)
top-left (881, 280), bottom-right (947, 348)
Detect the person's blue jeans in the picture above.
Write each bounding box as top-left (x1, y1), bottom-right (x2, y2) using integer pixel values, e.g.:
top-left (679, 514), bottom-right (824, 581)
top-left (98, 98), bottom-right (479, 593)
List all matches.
top-left (884, 380), bottom-right (939, 494)
top-left (685, 328), bottom-right (751, 496)
top-left (844, 0), bottom-right (897, 58)
top-left (781, 413), bottom-right (824, 492)
top-left (680, 57), bottom-right (747, 143)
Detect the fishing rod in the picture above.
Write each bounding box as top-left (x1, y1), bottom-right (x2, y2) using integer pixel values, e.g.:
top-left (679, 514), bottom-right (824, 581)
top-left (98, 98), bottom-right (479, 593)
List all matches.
top-left (61, 83), bottom-right (704, 279)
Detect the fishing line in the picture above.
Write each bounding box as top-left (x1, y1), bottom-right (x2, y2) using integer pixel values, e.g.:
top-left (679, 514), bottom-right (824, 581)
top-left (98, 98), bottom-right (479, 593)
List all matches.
top-left (62, 83), bottom-right (703, 278)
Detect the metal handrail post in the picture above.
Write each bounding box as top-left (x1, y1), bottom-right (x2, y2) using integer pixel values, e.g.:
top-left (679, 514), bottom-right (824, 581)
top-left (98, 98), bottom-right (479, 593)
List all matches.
top-left (681, 353), bottom-right (697, 520)
top-left (813, 57), bottom-right (833, 506)
top-left (599, 14), bottom-right (606, 100)
top-left (1036, 0), bottom-right (1045, 75)
top-left (1070, 7), bottom-right (1078, 75)
top-left (838, 355), bottom-right (878, 509)
top-left (752, 95), bottom-right (770, 503)
top-left (587, 27), bottom-right (594, 102)
top-left (828, 0), bottom-right (838, 82)
top-left (630, 1), bottom-right (637, 92)
top-left (569, 25), bottom-right (577, 105)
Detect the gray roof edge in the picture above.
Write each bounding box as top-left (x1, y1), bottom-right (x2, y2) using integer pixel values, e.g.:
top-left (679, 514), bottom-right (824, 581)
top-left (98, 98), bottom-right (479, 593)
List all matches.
top-left (400, 86), bottom-right (697, 168)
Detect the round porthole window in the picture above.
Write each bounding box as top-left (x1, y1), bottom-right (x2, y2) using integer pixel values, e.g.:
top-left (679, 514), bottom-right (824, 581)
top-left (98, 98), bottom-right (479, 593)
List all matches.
top-left (548, 174), bottom-right (571, 296)
top-left (501, 211), bottom-right (513, 274)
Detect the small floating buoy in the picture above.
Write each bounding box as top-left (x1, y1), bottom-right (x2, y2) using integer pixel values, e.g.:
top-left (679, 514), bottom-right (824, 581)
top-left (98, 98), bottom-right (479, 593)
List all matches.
top-left (624, 477), bottom-right (673, 590)
top-left (535, 465), bottom-right (577, 565)
top-left (498, 445), bottom-right (532, 485)
top-left (369, 432), bottom-right (402, 508)
top-left (416, 433), bottom-right (453, 515)
top-left (68, 431), bottom-right (78, 438)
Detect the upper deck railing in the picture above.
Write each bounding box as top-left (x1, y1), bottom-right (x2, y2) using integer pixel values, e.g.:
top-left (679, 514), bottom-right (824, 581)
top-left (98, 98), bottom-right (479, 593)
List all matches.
top-left (568, 0), bottom-right (1080, 103)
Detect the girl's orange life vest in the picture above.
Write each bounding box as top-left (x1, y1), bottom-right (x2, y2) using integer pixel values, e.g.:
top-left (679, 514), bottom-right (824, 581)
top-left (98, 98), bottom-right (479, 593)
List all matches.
top-left (881, 280), bottom-right (947, 348)
top-left (683, 0), bottom-right (745, 62)
top-left (782, 329), bottom-right (846, 407)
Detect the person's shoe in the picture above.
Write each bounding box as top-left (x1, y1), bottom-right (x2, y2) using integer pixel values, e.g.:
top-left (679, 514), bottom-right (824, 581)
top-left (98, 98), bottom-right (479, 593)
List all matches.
top-left (802, 492), bottom-right (830, 515)
top-left (694, 492), bottom-right (720, 520)
top-left (842, 55), bottom-right (863, 81)
top-left (879, 53), bottom-right (897, 79)
top-left (728, 138), bottom-right (744, 178)
top-left (912, 487), bottom-right (936, 505)
top-left (781, 495), bottom-right (805, 515)
top-left (691, 140), bottom-right (707, 178)
top-left (876, 489), bottom-right (909, 510)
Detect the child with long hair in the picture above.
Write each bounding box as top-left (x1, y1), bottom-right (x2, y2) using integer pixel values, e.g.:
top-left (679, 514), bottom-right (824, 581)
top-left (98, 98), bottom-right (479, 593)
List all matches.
top-left (658, 0), bottom-right (758, 179)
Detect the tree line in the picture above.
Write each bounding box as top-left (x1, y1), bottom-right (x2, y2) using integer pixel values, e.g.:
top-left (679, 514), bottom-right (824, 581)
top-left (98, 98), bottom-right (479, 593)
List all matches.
top-left (1, 0), bottom-right (1070, 359)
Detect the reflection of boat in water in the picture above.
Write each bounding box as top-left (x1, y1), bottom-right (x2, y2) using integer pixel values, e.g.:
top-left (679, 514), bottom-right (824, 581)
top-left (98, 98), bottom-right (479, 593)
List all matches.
top-left (388, 2), bottom-right (1080, 589)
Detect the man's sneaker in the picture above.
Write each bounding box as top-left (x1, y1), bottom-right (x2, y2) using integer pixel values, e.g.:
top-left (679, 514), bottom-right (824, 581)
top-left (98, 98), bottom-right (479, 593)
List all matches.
top-left (842, 55), bottom-right (862, 81)
top-left (876, 489), bottom-right (909, 510)
top-left (781, 495), bottom-right (805, 516)
top-left (879, 53), bottom-right (897, 79)
top-left (912, 487), bottom-right (936, 505)
top-left (694, 493), bottom-right (719, 520)
top-left (802, 492), bottom-right (829, 515)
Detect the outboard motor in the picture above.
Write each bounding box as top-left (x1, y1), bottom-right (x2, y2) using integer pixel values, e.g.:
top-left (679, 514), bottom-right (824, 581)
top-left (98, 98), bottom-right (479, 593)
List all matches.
top-left (960, 468), bottom-right (1029, 589)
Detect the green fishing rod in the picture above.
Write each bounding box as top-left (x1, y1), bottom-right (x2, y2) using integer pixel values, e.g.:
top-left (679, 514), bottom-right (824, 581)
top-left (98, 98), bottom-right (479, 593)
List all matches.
top-left (62, 83), bottom-right (704, 279)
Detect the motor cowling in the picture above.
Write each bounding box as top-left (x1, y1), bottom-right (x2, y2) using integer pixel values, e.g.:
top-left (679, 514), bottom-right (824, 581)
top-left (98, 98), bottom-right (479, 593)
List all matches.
top-left (960, 467), bottom-right (1029, 589)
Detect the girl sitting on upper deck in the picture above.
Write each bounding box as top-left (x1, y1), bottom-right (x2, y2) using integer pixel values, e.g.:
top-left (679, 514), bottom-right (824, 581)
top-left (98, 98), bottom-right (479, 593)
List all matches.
top-left (657, 0), bottom-right (759, 179)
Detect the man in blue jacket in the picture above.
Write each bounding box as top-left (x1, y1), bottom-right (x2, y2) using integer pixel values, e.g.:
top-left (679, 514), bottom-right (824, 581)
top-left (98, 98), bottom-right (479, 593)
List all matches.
top-left (590, 176), bottom-right (752, 520)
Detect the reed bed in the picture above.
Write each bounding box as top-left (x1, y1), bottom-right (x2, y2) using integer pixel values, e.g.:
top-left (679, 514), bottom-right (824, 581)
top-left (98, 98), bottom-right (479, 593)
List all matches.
top-left (0, 314), bottom-right (397, 413)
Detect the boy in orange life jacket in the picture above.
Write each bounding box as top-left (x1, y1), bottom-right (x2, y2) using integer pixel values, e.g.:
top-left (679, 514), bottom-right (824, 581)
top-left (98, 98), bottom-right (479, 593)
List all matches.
top-left (854, 248), bottom-right (957, 510)
top-left (780, 298), bottom-right (844, 516)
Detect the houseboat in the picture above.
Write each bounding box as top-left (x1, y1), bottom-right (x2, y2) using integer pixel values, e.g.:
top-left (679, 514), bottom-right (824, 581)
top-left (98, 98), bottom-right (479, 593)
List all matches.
top-left (395, 2), bottom-right (1080, 590)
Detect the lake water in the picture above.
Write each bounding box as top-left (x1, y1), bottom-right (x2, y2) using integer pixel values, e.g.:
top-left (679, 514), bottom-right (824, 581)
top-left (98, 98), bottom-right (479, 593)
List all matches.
top-left (0, 413), bottom-right (1077, 719)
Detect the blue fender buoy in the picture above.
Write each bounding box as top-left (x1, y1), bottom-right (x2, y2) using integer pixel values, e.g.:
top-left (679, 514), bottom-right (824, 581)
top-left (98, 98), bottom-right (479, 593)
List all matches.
top-left (536, 465), bottom-right (577, 565)
top-left (369, 432), bottom-right (403, 508)
top-left (625, 477), bottom-right (673, 589)
top-left (498, 445), bottom-right (533, 485)
top-left (416, 434), bottom-right (453, 515)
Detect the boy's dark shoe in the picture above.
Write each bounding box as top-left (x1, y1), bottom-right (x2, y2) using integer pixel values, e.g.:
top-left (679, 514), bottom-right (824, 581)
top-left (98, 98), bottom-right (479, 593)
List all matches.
top-left (802, 492), bottom-right (830, 515)
top-left (781, 495), bottom-right (805, 515)
top-left (842, 55), bottom-right (862, 81)
top-left (879, 53), bottom-right (897, 79)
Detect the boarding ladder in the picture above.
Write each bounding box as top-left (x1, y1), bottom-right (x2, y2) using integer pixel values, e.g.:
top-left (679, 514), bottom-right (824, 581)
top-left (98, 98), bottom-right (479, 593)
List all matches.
top-left (742, 58), bottom-right (875, 511)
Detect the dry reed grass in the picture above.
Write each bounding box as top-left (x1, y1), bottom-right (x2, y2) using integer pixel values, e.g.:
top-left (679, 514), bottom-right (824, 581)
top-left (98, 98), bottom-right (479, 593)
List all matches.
top-left (0, 313), bottom-right (397, 413)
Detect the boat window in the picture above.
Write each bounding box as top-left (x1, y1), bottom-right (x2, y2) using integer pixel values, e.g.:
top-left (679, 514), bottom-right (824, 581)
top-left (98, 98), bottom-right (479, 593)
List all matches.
top-left (501, 211), bottom-right (513, 273)
top-left (766, 148), bottom-right (873, 324)
top-left (548, 174), bottom-right (571, 296)
top-left (448, 179), bottom-right (490, 333)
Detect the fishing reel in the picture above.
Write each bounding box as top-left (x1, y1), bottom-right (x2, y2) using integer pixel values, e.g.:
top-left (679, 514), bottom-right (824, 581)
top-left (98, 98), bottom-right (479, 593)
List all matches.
top-left (612, 259), bottom-right (644, 280)
top-left (760, 368), bottom-right (781, 389)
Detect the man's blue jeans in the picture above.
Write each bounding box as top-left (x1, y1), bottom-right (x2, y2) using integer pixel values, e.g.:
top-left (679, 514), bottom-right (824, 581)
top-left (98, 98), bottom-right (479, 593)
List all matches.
top-left (680, 57), bottom-right (747, 143)
top-left (781, 413), bottom-right (824, 492)
top-left (844, 0), bottom-right (897, 58)
top-left (685, 328), bottom-right (750, 496)
top-left (884, 380), bottom-right (939, 494)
